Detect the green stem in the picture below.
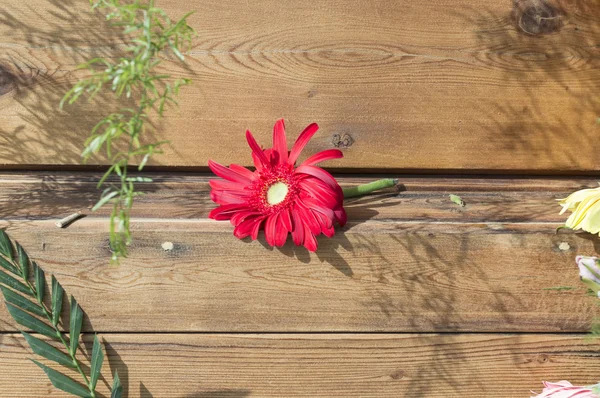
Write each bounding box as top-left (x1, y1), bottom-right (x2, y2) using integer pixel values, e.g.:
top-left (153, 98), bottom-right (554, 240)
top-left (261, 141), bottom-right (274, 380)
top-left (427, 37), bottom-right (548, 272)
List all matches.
top-left (342, 178), bottom-right (399, 198)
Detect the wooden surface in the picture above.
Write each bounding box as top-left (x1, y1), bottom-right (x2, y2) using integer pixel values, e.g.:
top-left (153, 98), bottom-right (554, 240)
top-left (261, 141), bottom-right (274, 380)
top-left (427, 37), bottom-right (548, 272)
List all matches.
top-left (0, 172), bottom-right (599, 396)
top-left (0, 172), bottom-right (598, 334)
top-left (1, 333), bottom-right (600, 397)
top-left (0, 0), bottom-right (599, 171)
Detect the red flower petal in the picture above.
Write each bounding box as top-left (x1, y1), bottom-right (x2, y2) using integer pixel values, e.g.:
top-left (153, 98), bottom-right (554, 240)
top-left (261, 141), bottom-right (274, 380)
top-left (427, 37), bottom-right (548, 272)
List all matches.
top-left (291, 208), bottom-right (305, 246)
top-left (209, 204), bottom-right (252, 221)
top-left (295, 165), bottom-right (343, 196)
top-left (334, 207), bottom-right (347, 226)
top-left (303, 223), bottom-right (318, 252)
top-left (272, 119), bottom-right (288, 165)
top-left (210, 190), bottom-right (248, 205)
top-left (288, 123), bottom-right (319, 165)
top-left (264, 213), bottom-right (279, 246)
top-left (246, 130), bottom-right (270, 169)
top-left (274, 215), bottom-right (288, 247)
top-left (300, 149), bottom-right (343, 167)
top-left (299, 179), bottom-right (340, 208)
top-left (229, 164), bottom-right (256, 180)
top-left (209, 160), bottom-right (252, 184)
top-left (251, 216), bottom-right (265, 240)
top-left (209, 179), bottom-right (248, 191)
top-left (297, 203), bottom-right (321, 235)
top-left (280, 207), bottom-right (293, 232)
top-left (234, 215), bottom-right (264, 239)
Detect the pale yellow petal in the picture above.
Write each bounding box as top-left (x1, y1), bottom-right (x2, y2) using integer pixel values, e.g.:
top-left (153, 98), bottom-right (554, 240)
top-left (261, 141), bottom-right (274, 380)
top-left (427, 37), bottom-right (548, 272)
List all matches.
top-left (558, 187), bottom-right (600, 209)
top-left (565, 196), bottom-right (600, 229)
top-left (581, 200), bottom-right (600, 234)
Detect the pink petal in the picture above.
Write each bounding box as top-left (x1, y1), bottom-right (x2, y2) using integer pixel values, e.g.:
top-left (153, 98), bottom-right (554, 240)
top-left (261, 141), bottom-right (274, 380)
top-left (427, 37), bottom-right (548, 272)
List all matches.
top-left (300, 149), bottom-right (343, 167)
top-left (288, 123), bottom-right (319, 165)
top-left (209, 160), bottom-right (252, 184)
top-left (272, 119), bottom-right (288, 165)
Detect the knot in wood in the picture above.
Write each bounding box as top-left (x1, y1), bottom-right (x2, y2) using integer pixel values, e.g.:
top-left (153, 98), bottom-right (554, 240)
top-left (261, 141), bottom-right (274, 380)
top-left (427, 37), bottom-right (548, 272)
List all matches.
top-left (513, 0), bottom-right (563, 35)
top-left (332, 133), bottom-right (354, 148)
top-left (0, 65), bottom-right (16, 96)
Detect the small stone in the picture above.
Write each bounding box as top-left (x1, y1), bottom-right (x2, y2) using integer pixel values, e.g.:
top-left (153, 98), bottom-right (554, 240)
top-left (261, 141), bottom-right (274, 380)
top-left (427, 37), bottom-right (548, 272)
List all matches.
top-left (558, 242), bottom-right (570, 251)
top-left (161, 241), bottom-right (174, 251)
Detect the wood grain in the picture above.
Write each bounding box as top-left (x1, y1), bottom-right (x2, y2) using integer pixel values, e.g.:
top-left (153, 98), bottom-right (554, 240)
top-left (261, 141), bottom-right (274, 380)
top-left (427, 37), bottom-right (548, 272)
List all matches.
top-left (0, 172), bottom-right (598, 333)
top-left (0, 0), bottom-right (599, 171)
top-left (1, 333), bottom-right (599, 397)
top-left (1, 171), bottom-right (598, 222)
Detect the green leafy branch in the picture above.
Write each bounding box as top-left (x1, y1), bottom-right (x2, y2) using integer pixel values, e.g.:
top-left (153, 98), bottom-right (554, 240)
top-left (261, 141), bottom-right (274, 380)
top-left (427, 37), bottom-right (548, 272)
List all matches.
top-left (0, 230), bottom-right (122, 397)
top-left (61, 0), bottom-right (195, 262)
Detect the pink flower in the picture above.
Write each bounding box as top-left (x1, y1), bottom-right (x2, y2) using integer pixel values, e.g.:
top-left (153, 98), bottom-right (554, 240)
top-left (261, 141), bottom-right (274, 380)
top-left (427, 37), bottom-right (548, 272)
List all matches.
top-left (576, 255), bottom-right (600, 297)
top-left (531, 381), bottom-right (598, 398)
top-left (208, 119), bottom-right (347, 251)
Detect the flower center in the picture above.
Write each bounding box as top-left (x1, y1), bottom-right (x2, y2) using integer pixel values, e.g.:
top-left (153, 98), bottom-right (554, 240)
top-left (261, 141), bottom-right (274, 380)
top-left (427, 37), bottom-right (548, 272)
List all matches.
top-left (266, 181), bottom-right (289, 205)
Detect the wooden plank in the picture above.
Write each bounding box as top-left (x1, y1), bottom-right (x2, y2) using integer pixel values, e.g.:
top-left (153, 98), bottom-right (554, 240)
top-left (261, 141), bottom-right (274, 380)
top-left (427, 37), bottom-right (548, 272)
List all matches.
top-left (0, 217), bottom-right (597, 333)
top-left (0, 1), bottom-right (598, 171)
top-left (0, 171), bottom-right (598, 222)
top-left (1, 333), bottom-right (599, 397)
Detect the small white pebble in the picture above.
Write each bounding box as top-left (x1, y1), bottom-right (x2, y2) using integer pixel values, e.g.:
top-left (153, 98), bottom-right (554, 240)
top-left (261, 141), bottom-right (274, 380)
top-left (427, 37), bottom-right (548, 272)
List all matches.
top-left (161, 241), bottom-right (174, 251)
top-left (558, 242), bottom-right (570, 251)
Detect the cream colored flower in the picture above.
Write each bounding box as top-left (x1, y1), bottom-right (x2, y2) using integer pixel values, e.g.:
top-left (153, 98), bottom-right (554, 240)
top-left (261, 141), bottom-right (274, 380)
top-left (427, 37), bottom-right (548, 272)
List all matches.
top-left (558, 186), bottom-right (600, 234)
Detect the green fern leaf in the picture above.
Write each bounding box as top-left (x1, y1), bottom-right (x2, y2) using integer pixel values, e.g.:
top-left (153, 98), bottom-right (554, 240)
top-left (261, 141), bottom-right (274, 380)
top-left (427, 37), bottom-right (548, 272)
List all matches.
top-left (0, 256), bottom-right (19, 275)
top-left (1, 286), bottom-right (45, 318)
top-left (16, 242), bottom-right (29, 280)
top-left (32, 360), bottom-right (93, 398)
top-left (51, 275), bottom-right (64, 327)
top-left (5, 303), bottom-right (57, 339)
top-left (69, 296), bottom-right (83, 355)
top-left (0, 230), bottom-right (14, 261)
top-left (90, 335), bottom-right (104, 390)
top-left (22, 332), bottom-right (76, 369)
top-left (111, 370), bottom-right (123, 398)
top-left (33, 262), bottom-right (45, 303)
top-left (0, 270), bottom-right (33, 296)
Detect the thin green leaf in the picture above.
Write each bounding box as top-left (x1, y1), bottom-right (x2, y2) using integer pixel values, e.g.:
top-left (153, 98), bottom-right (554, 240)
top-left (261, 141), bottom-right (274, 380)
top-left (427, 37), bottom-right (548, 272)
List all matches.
top-left (22, 332), bottom-right (76, 369)
top-left (32, 360), bottom-right (93, 398)
top-left (0, 270), bottom-right (33, 296)
top-left (5, 303), bottom-right (57, 339)
top-left (92, 190), bottom-right (119, 211)
top-left (90, 335), bottom-right (104, 390)
top-left (0, 230), bottom-right (14, 261)
top-left (33, 262), bottom-right (45, 303)
top-left (0, 255), bottom-right (20, 276)
top-left (16, 242), bottom-right (29, 280)
top-left (111, 370), bottom-right (123, 398)
top-left (1, 286), bottom-right (46, 318)
top-left (51, 276), bottom-right (64, 327)
top-left (69, 296), bottom-right (83, 355)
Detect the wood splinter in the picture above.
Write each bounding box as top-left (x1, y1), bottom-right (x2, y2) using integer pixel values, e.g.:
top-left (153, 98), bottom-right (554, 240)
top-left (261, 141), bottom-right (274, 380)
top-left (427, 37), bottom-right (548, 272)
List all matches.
top-left (55, 212), bottom-right (85, 228)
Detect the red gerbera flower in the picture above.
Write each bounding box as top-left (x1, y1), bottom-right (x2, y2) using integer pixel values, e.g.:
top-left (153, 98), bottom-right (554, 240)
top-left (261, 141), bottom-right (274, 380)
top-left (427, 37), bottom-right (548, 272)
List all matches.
top-left (208, 119), bottom-right (347, 251)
